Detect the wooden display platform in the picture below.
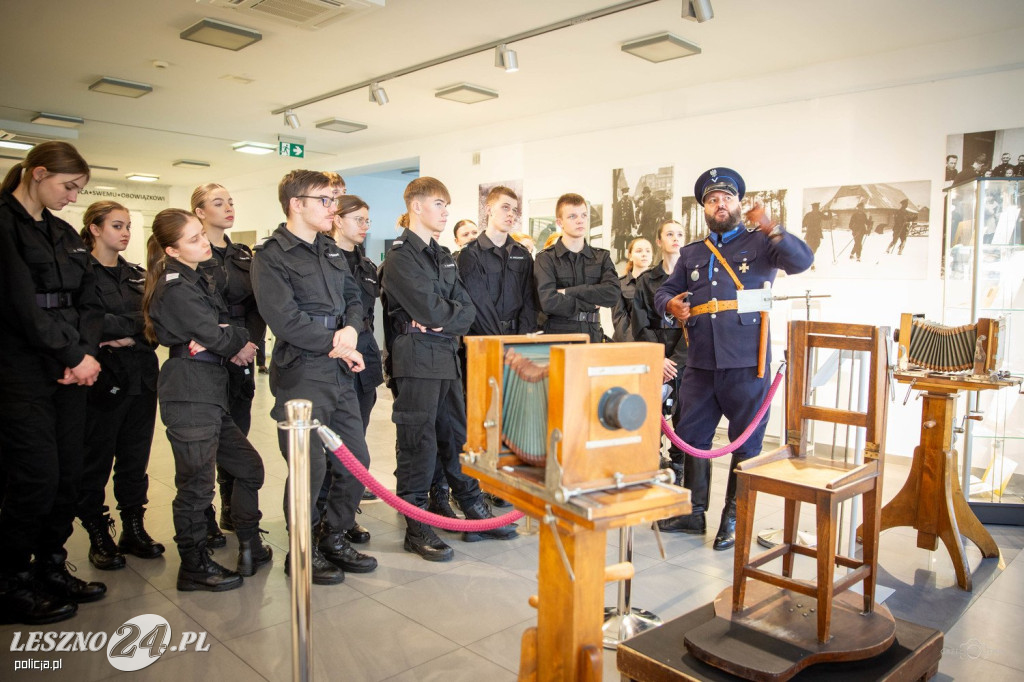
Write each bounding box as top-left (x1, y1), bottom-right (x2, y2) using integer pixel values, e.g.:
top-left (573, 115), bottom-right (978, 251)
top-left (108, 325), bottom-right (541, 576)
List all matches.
top-left (618, 600), bottom-right (942, 682)
top-left (684, 584), bottom-right (895, 681)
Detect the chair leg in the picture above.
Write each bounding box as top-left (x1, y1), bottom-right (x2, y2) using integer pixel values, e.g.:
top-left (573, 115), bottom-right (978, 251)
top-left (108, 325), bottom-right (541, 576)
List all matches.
top-left (733, 478), bottom-right (756, 612)
top-left (815, 494), bottom-right (838, 644)
top-left (782, 498), bottom-right (800, 578)
top-left (860, 483), bottom-right (881, 614)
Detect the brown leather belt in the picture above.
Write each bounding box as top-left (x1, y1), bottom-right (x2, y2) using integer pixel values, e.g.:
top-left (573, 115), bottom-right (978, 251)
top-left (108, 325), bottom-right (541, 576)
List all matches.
top-left (689, 298), bottom-right (738, 316)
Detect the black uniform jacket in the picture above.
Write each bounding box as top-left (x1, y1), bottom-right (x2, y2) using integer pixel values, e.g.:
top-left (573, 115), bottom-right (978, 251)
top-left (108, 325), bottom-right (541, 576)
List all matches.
top-left (251, 225), bottom-right (364, 397)
top-left (630, 262), bottom-right (687, 367)
top-left (612, 271), bottom-right (641, 343)
top-left (149, 259), bottom-right (248, 408)
top-left (199, 238), bottom-right (264, 349)
top-left (455, 232), bottom-right (537, 335)
top-left (91, 256), bottom-right (158, 401)
top-left (380, 229), bottom-right (475, 380)
top-left (0, 190), bottom-right (103, 393)
top-left (533, 239), bottom-right (619, 338)
top-left (344, 245), bottom-right (384, 393)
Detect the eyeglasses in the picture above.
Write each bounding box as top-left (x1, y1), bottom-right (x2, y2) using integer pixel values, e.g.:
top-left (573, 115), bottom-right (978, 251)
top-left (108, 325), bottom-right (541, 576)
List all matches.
top-left (345, 216), bottom-right (372, 227)
top-left (297, 195), bottom-right (341, 208)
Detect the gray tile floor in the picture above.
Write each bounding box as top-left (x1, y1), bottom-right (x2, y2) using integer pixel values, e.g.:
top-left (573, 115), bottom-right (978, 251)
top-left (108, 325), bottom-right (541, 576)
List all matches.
top-left (1, 375), bottom-right (1022, 680)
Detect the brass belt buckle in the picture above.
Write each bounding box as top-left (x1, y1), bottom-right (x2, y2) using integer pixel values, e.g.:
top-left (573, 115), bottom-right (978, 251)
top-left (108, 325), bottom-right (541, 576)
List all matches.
top-left (708, 298), bottom-right (719, 314)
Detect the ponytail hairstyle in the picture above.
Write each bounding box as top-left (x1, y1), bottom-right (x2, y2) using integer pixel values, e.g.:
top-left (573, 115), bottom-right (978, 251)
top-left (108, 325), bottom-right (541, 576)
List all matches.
top-left (1, 141), bottom-right (90, 195)
top-left (80, 200), bottom-right (128, 249)
top-left (397, 213), bottom-right (410, 229)
top-left (142, 208), bottom-right (197, 344)
top-left (624, 237), bottom-right (652, 275)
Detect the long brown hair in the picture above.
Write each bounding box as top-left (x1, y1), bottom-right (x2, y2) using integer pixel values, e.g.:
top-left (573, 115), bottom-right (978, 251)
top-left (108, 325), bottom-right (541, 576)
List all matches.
top-left (80, 200), bottom-right (129, 249)
top-left (624, 238), bottom-right (652, 275)
top-left (1, 141), bottom-right (90, 195)
top-left (190, 182), bottom-right (226, 214)
top-left (142, 208), bottom-right (196, 343)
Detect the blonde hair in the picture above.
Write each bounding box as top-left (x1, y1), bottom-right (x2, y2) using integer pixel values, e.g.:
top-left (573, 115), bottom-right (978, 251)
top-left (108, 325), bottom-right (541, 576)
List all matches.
top-left (624, 238), bottom-right (652, 275)
top-left (190, 182), bottom-right (227, 214)
top-left (543, 232), bottom-right (561, 250)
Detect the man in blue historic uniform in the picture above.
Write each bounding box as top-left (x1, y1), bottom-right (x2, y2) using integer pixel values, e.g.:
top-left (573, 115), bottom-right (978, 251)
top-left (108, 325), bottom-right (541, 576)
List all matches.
top-left (654, 167), bottom-right (813, 550)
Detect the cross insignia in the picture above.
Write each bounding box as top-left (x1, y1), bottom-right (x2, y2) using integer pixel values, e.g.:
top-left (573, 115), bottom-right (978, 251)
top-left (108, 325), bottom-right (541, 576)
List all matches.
top-left (739, 262), bottom-right (750, 274)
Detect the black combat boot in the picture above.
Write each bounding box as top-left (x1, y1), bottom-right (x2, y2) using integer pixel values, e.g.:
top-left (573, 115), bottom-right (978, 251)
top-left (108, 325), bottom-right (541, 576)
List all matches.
top-left (345, 523), bottom-right (371, 544)
top-left (484, 492), bottom-right (512, 509)
top-left (81, 515), bottom-right (126, 571)
top-left (713, 498), bottom-right (737, 551)
top-left (0, 571), bottom-right (77, 625)
top-left (462, 499), bottom-right (518, 542)
top-left (204, 505), bottom-right (226, 548)
top-left (283, 548), bottom-right (345, 585)
top-left (318, 524), bottom-right (377, 573)
top-left (177, 547), bottom-right (242, 592)
top-left (426, 484), bottom-right (458, 519)
top-left (33, 554), bottom-right (106, 603)
top-left (403, 518), bottom-right (453, 562)
top-left (236, 528), bottom-right (273, 577)
top-left (657, 509), bottom-right (706, 535)
top-left (119, 506), bottom-right (165, 558)
top-left (219, 488), bottom-right (234, 532)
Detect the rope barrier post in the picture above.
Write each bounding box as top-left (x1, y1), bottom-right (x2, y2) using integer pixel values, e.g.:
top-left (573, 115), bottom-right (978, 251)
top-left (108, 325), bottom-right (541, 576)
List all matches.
top-left (280, 399), bottom-right (318, 682)
top-left (602, 526), bottom-right (661, 649)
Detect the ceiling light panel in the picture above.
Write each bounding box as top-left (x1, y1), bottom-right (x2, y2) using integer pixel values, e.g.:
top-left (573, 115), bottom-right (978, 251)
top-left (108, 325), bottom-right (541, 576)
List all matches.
top-left (31, 113), bottom-right (84, 128)
top-left (435, 83), bottom-right (499, 104)
top-left (173, 159), bottom-right (211, 168)
top-left (89, 77), bottom-right (153, 98)
top-left (232, 141), bottom-right (276, 155)
top-left (125, 173), bottom-right (160, 182)
top-left (621, 33), bottom-right (701, 63)
top-left (180, 18), bottom-right (262, 51)
top-left (315, 118), bottom-right (368, 134)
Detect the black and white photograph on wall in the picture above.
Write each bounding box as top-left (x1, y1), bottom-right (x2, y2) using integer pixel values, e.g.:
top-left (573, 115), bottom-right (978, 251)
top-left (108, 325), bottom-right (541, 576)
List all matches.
top-left (478, 178), bottom-right (524, 231)
top-left (611, 165), bottom-right (673, 266)
top-left (528, 197), bottom-right (557, 249)
top-left (801, 181), bottom-right (932, 278)
top-left (680, 189), bottom-right (789, 247)
top-left (945, 126), bottom-right (1024, 187)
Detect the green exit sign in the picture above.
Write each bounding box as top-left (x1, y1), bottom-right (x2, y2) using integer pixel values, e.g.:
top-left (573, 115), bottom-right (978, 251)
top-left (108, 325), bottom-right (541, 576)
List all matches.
top-left (279, 141), bottom-right (304, 158)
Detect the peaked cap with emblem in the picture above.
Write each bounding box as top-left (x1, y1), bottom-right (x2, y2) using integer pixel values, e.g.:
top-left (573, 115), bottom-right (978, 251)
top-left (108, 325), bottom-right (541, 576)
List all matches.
top-left (694, 167), bottom-right (745, 202)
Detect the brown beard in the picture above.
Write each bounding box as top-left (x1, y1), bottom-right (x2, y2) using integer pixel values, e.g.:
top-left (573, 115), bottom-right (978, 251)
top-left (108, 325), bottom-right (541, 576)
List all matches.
top-left (705, 205), bottom-right (742, 234)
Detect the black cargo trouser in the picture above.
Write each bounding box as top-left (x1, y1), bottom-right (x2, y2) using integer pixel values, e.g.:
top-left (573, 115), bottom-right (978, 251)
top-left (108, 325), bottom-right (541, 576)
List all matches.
top-left (161, 401), bottom-right (264, 554)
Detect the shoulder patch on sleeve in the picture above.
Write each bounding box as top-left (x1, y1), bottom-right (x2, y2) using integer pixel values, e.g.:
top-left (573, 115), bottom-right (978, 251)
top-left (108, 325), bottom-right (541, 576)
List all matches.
top-left (165, 272), bottom-right (180, 281)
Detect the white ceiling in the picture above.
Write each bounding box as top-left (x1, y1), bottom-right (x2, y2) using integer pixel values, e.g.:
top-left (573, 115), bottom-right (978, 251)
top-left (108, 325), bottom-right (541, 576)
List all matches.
top-left (2, 0), bottom-right (1023, 187)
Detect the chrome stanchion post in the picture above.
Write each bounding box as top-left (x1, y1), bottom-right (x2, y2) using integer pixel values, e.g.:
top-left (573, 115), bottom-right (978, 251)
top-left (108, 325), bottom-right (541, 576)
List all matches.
top-left (602, 526), bottom-right (662, 649)
top-left (280, 399), bottom-right (318, 682)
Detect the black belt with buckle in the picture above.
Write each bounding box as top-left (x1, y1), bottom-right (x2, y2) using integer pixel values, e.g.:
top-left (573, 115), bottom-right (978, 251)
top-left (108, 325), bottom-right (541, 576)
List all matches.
top-left (168, 344), bottom-right (226, 366)
top-left (227, 303), bottom-right (247, 319)
top-left (572, 311), bottom-right (601, 323)
top-left (312, 315), bottom-right (344, 329)
top-left (36, 292), bottom-right (74, 309)
top-left (398, 321), bottom-right (452, 338)
top-left (498, 319), bottom-right (518, 333)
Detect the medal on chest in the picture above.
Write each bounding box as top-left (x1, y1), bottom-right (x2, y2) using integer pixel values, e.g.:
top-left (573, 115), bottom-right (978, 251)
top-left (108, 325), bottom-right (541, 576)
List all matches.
top-left (691, 268), bottom-right (699, 281)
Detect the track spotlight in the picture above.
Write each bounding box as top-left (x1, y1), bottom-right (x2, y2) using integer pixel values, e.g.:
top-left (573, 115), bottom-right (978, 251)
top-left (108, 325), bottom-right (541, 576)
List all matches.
top-left (683, 0), bottom-right (714, 22)
top-left (369, 82), bottom-right (389, 106)
top-left (284, 110), bottom-right (300, 129)
top-left (495, 44), bottom-right (519, 73)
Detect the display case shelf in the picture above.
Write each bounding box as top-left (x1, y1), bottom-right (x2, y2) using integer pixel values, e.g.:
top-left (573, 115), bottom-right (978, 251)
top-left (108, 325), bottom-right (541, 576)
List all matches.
top-left (944, 177), bottom-right (1024, 521)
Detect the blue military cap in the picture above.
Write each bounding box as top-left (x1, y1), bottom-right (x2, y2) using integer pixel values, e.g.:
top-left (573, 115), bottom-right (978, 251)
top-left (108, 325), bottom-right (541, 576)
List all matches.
top-left (694, 167), bottom-right (745, 202)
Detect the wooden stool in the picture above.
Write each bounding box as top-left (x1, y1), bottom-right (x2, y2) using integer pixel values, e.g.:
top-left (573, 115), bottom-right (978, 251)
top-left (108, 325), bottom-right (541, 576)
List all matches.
top-left (732, 321), bottom-right (890, 645)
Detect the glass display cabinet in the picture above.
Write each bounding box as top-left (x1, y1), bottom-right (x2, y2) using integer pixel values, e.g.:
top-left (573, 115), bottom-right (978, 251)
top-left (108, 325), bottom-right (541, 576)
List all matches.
top-left (944, 177), bottom-right (1024, 524)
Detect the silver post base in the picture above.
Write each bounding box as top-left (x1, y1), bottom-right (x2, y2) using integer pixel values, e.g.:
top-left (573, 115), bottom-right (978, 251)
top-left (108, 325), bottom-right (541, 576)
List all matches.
top-left (602, 606), bottom-right (663, 650)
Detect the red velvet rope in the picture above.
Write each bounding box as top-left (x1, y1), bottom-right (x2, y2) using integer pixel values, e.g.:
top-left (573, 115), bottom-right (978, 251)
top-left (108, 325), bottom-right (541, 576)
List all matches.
top-left (660, 366), bottom-right (785, 459)
top-left (320, 431), bottom-right (524, 531)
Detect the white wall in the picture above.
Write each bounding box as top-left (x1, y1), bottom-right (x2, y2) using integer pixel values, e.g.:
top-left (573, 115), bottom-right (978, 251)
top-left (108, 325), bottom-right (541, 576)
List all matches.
top-left (199, 27), bottom-right (1024, 458)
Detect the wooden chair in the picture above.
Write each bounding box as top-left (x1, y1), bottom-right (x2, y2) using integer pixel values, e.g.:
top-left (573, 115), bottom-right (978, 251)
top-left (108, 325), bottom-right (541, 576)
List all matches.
top-left (732, 320), bottom-right (889, 644)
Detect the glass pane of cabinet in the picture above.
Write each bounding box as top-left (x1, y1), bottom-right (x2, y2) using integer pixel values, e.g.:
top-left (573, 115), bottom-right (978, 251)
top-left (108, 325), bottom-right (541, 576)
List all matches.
top-left (944, 178), bottom-right (1024, 517)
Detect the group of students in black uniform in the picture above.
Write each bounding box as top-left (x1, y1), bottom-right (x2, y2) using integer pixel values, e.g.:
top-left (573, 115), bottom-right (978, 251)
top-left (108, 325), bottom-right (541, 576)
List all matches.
top-left (0, 140), bottom-right (735, 628)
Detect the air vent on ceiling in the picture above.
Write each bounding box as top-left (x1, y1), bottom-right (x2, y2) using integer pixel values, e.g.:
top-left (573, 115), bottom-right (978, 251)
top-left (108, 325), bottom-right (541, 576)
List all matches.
top-left (203, 0), bottom-right (385, 30)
